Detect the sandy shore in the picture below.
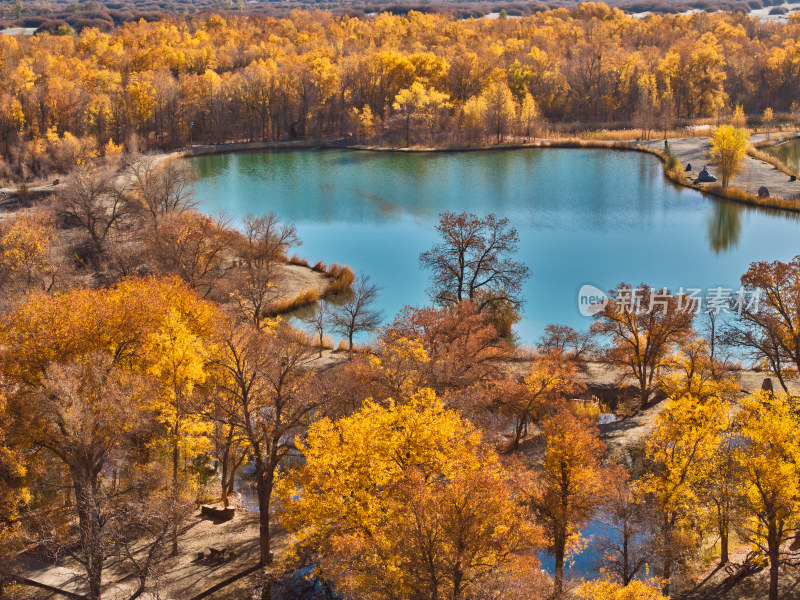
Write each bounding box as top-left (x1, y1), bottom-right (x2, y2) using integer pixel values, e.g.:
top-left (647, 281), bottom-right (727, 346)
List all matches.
top-left (639, 133), bottom-right (800, 202)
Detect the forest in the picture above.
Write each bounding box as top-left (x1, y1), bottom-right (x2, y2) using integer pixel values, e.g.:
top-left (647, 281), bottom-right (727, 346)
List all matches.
top-left (0, 0), bottom-right (795, 29)
top-left (1, 5), bottom-right (800, 182)
top-left (0, 150), bottom-right (799, 599)
top-left (1, 3), bottom-right (800, 600)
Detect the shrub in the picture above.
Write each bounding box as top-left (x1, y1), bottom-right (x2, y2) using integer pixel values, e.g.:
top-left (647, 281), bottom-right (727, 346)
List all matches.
top-left (288, 254), bottom-right (309, 267)
top-left (324, 263), bottom-right (355, 296)
top-left (266, 288), bottom-right (319, 315)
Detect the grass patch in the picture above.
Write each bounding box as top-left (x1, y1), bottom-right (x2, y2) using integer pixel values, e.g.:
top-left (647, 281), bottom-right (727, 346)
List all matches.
top-left (747, 144), bottom-right (797, 178)
top-left (288, 255), bottom-right (309, 267)
top-left (703, 184), bottom-right (800, 212)
top-left (323, 263), bottom-right (355, 296)
top-left (283, 325), bottom-right (334, 350)
top-left (266, 288), bottom-right (319, 316)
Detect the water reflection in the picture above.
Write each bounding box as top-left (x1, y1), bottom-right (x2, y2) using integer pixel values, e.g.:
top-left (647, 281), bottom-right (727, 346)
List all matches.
top-left (188, 148), bottom-right (800, 340)
top-left (707, 202), bottom-right (742, 254)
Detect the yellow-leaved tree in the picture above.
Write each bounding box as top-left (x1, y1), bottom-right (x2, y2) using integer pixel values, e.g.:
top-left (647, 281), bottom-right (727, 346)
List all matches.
top-left (637, 393), bottom-right (729, 594)
top-left (522, 408), bottom-right (609, 597)
top-left (0, 211), bottom-right (61, 296)
top-left (277, 389), bottom-right (542, 600)
top-left (577, 576), bottom-right (668, 600)
top-left (145, 285), bottom-right (217, 555)
top-left (392, 81), bottom-right (451, 147)
top-left (0, 390), bottom-right (29, 572)
top-left (0, 276), bottom-right (217, 599)
top-left (734, 391), bottom-right (800, 600)
top-left (658, 337), bottom-right (738, 403)
top-left (762, 107), bottom-right (774, 140)
top-left (709, 124), bottom-right (749, 187)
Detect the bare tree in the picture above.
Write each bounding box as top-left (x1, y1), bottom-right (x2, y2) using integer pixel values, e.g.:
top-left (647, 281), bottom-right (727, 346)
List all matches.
top-left (594, 468), bottom-right (655, 585)
top-left (147, 211), bottom-right (234, 299)
top-left (210, 318), bottom-right (318, 567)
top-left (232, 214), bottom-right (299, 330)
top-left (419, 212), bottom-right (530, 313)
top-left (331, 274), bottom-right (383, 358)
top-left (592, 283), bottom-right (694, 408)
top-left (56, 165), bottom-right (127, 259)
top-left (538, 324), bottom-right (596, 365)
top-left (303, 300), bottom-right (330, 357)
top-left (123, 155), bottom-right (197, 224)
top-left (726, 256), bottom-right (800, 392)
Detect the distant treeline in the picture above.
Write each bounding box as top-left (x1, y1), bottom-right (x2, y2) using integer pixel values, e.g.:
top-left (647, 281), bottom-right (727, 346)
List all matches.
top-left (1, 4), bottom-right (800, 181)
top-left (1, 0), bottom-right (798, 28)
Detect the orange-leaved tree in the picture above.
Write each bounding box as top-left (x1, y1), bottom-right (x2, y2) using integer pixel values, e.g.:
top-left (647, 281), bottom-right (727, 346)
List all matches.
top-left (0, 276), bottom-right (216, 598)
top-left (592, 283), bottom-right (694, 409)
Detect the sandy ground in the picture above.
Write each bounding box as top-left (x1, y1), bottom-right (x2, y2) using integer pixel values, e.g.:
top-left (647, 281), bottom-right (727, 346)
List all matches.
top-left (278, 263), bottom-right (329, 301)
top-left (507, 359), bottom-right (799, 450)
top-left (16, 509), bottom-right (281, 600)
top-left (640, 133), bottom-right (800, 201)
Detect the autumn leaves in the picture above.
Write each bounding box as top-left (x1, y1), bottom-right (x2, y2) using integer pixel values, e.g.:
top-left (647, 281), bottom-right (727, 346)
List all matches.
top-left (3, 8), bottom-right (800, 182)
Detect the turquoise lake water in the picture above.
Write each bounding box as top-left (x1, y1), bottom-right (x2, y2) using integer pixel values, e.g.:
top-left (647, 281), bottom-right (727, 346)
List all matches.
top-left (188, 148), bottom-right (800, 343)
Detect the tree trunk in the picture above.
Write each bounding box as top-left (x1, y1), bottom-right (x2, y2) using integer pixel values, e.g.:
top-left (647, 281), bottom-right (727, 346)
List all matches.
top-left (255, 459), bottom-right (273, 566)
top-left (553, 527), bottom-right (565, 596)
top-left (221, 447), bottom-right (230, 508)
top-left (73, 473), bottom-right (103, 600)
top-left (171, 438), bottom-right (179, 556)
top-left (622, 524), bottom-right (631, 584)
top-left (719, 506), bottom-right (729, 565)
top-left (662, 551), bottom-right (672, 596)
top-left (640, 385), bottom-right (649, 409)
top-left (511, 418), bottom-right (525, 451)
top-left (768, 525), bottom-right (780, 600)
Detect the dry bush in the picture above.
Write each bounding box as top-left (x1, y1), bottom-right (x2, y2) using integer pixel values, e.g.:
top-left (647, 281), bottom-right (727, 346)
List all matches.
top-left (324, 263), bottom-right (356, 296)
top-left (266, 287), bottom-right (320, 315)
top-left (288, 254), bottom-right (310, 267)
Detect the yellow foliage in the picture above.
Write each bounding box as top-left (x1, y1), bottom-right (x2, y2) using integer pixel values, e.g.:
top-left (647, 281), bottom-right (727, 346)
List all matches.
top-left (578, 577), bottom-right (668, 600)
top-left (659, 337), bottom-right (738, 402)
top-left (709, 124), bottom-right (749, 187)
top-left (638, 392), bottom-right (730, 560)
top-left (734, 391), bottom-right (800, 563)
top-left (278, 389), bottom-right (540, 599)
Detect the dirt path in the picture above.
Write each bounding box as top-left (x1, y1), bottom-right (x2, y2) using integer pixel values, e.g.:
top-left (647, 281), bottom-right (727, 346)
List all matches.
top-left (15, 510), bottom-right (272, 600)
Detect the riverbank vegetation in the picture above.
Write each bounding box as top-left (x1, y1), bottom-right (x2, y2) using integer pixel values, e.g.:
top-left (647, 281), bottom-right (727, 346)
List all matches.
top-left (3, 200), bottom-right (800, 599)
top-left (2, 5), bottom-right (800, 183)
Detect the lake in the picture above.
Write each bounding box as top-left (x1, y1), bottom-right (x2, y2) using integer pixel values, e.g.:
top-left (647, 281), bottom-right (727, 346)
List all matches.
top-left (189, 148), bottom-right (800, 343)
top-left (765, 137), bottom-right (800, 175)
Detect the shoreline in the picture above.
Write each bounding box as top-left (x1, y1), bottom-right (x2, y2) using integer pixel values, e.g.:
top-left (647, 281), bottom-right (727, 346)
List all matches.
top-left (4, 133), bottom-right (799, 216)
top-left (177, 134), bottom-right (800, 214)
